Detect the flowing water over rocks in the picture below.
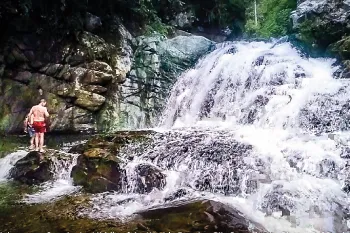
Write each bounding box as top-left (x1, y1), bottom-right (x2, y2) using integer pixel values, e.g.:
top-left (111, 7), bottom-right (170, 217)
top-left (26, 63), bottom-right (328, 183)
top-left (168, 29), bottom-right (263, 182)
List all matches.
top-left (1, 40), bottom-right (350, 233)
top-left (80, 41), bottom-right (350, 233)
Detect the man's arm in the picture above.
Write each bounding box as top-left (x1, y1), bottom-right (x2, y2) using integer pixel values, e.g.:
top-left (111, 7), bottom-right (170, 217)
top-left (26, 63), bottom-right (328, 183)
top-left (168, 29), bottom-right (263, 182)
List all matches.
top-left (44, 107), bottom-right (49, 117)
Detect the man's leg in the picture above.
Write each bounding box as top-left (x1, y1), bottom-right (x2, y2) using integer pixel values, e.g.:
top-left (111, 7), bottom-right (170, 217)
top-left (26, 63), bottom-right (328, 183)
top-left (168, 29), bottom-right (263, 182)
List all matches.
top-left (35, 132), bottom-right (39, 151)
top-left (39, 132), bottom-right (45, 152)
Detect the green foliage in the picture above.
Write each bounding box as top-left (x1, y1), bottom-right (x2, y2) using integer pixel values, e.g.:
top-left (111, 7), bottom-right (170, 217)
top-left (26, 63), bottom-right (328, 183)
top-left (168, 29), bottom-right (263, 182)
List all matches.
top-left (131, 0), bottom-right (174, 35)
top-left (298, 19), bottom-right (318, 44)
top-left (189, 0), bottom-right (248, 32)
top-left (245, 0), bottom-right (296, 38)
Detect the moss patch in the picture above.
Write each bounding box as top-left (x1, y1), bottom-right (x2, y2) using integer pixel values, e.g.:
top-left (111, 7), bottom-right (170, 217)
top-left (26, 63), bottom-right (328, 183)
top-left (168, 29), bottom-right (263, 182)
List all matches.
top-left (0, 135), bottom-right (27, 158)
top-left (0, 194), bottom-right (139, 233)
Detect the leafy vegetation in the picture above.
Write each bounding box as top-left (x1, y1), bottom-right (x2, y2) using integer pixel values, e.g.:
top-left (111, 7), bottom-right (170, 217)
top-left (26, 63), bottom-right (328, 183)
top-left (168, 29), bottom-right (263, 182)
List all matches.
top-left (245, 0), bottom-right (296, 38)
top-left (0, 0), bottom-right (298, 37)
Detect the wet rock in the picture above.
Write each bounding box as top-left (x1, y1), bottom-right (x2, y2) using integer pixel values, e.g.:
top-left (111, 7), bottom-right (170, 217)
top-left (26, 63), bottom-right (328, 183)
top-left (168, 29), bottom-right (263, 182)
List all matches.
top-left (74, 90), bottom-right (106, 111)
top-left (71, 155), bottom-right (122, 193)
top-left (68, 143), bottom-right (86, 154)
top-left (0, 194), bottom-right (136, 233)
top-left (164, 189), bottom-right (189, 202)
top-left (136, 200), bottom-right (267, 232)
top-left (84, 12), bottom-right (102, 32)
top-left (260, 184), bottom-right (295, 216)
top-left (330, 36), bottom-right (350, 60)
top-left (70, 130), bottom-right (154, 193)
top-left (135, 164), bottom-right (166, 193)
top-left (9, 150), bottom-right (67, 185)
top-left (292, 0), bottom-right (350, 50)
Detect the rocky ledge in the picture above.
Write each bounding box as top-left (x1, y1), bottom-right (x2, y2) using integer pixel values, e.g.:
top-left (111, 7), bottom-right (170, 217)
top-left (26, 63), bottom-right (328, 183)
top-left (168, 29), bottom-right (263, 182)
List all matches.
top-left (70, 130), bottom-right (167, 193)
top-left (0, 21), bottom-right (214, 133)
top-left (0, 193), bottom-right (268, 233)
top-left (135, 199), bottom-right (267, 233)
top-left (9, 130), bottom-right (167, 194)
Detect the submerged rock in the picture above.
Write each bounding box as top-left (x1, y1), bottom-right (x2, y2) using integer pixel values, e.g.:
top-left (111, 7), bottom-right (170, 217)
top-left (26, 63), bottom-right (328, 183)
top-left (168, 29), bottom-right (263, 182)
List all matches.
top-left (134, 164), bottom-right (166, 194)
top-left (136, 199), bottom-right (267, 232)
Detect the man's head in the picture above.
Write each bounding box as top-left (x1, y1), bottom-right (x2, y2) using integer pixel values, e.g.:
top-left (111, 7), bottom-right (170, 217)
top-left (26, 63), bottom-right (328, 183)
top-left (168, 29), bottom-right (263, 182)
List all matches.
top-left (40, 99), bottom-right (47, 106)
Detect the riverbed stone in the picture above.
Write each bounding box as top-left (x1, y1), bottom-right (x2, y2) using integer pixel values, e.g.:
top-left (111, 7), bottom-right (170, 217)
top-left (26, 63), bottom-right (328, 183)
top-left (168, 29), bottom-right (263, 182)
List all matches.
top-left (10, 151), bottom-right (54, 185)
top-left (71, 156), bottom-right (122, 193)
top-left (136, 199), bottom-right (267, 232)
top-left (135, 164), bottom-right (166, 193)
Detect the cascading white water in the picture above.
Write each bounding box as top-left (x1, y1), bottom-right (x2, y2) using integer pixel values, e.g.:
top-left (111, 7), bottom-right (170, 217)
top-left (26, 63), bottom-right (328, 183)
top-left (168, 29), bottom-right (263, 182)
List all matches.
top-left (83, 41), bottom-right (350, 233)
top-left (0, 150), bottom-right (27, 182)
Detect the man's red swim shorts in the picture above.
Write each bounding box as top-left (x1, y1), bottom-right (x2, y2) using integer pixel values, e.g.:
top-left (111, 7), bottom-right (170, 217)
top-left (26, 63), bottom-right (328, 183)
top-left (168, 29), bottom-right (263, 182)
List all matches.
top-left (33, 121), bottom-right (46, 133)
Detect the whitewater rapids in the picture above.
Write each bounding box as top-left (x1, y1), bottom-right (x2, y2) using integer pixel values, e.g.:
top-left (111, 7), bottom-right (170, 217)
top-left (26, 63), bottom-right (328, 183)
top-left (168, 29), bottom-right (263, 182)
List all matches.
top-left (86, 40), bottom-right (350, 233)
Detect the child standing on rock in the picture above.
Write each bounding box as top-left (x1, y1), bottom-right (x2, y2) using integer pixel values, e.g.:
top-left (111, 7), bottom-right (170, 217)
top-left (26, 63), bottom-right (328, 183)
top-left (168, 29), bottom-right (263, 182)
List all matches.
top-left (23, 113), bottom-right (35, 150)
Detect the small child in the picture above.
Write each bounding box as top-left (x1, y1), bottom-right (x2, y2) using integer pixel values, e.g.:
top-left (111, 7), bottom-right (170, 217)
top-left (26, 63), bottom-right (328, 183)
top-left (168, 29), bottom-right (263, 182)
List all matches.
top-left (24, 114), bottom-right (35, 150)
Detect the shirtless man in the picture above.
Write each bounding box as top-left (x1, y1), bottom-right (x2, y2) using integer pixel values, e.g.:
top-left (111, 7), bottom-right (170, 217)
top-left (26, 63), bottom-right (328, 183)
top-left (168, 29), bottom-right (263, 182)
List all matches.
top-left (29, 99), bottom-right (49, 152)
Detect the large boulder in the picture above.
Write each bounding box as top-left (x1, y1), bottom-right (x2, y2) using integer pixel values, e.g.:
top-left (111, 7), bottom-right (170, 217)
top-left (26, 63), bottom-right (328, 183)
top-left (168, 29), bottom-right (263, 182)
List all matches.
top-left (291, 0), bottom-right (350, 49)
top-left (71, 153), bottom-right (123, 193)
top-left (70, 130), bottom-right (155, 193)
top-left (9, 150), bottom-right (71, 185)
top-left (136, 200), bottom-right (267, 232)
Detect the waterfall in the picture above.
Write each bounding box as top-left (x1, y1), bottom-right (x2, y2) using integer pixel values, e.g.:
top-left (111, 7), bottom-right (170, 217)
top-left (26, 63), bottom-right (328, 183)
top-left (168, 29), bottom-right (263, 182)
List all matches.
top-left (0, 150), bottom-right (27, 182)
top-left (83, 41), bottom-right (350, 233)
top-left (159, 41), bottom-right (343, 131)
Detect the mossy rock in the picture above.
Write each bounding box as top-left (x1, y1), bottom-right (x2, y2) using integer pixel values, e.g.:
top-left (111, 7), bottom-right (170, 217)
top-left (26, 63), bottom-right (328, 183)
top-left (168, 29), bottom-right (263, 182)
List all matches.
top-left (70, 130), bottom-right (156, 193)
top-left (0, 194), bottom-right (138, 233)
top-left (9, 151), bottom-right (53, 185)
top-left (71, 130), bottom-right (155, 156)
top-left (329, 36), bottom-right (350, 60)
top-left (71, 155), bottom-right (123, 193)
top-left (0, 135), bottom-right (28, 158)
top-left (136, 199), bottom-right (267, 232)
top-left (9, 150), bottom-right (71, 185)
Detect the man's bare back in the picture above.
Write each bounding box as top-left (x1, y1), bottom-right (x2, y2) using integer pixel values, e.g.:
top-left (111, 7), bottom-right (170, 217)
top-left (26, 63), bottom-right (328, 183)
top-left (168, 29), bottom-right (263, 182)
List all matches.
top-left (30, 105), bottom-right (49, 122)
top-left (29, 99), bottom-right (49, 153)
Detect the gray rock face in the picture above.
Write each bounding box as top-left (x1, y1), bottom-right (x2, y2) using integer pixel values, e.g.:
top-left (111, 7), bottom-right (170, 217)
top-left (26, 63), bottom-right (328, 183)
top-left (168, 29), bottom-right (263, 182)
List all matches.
top-left (0, 14), bottom-right (214, 133)
top-left (0, 19), bottom-right (132, 133)
top-left (291, 0), bottom-right (350, 27)
top-left (85, 12), bottom-right (102, 32)
top-left (121, 34), bottom-right (214, 128)
top-left (291, 0), bottom-right (350, 48)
